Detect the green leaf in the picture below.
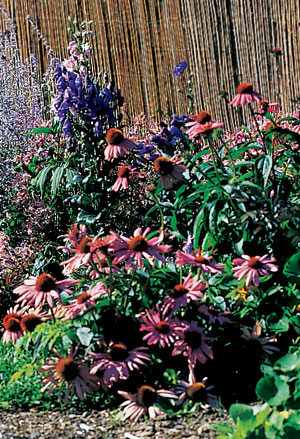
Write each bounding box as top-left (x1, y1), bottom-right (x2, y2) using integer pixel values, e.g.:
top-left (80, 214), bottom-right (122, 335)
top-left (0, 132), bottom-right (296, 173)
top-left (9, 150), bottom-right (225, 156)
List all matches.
top-left (76, 327), bottom-right (94, 346)
top-left (283, 253), bottom-right (300, 284)
top-left (259, 155), bottom-right (273, 187)
top-left (27, 127), bottom-right (54, 136)
top-left (229, 403), bottom-right (254, 424)
top-left (274, 353), bottom-right (300, 372)
top-left (51, 166), bottom-right (65, 197)
top-left (36, 165), bottom-right (55, 196)
top-left (256, 376), bottom-right (290, 406)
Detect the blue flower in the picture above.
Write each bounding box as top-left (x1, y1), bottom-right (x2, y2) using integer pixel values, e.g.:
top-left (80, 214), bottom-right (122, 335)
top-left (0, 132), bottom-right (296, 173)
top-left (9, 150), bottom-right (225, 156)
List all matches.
top-left (174, 61), bottom-right (187, 77)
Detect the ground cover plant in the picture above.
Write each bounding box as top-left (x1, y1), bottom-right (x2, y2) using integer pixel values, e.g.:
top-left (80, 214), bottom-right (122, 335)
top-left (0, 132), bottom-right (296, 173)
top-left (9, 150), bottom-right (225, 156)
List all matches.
top-left (1, 12), bottom-right (300, 434)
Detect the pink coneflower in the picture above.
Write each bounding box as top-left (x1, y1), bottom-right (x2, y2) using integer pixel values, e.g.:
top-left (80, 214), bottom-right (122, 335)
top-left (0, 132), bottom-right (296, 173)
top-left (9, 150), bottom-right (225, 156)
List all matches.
top-left (104, 128), bottom-right (136, 161)
top-left (162, 273), bottom-right (206, 314)
top-left (20, 306), bottom-right (48, 333)
top-left (241, 321), bottom-right (279, 361)
top-left (153, 156), bottom-right (186, 189)
top-left (59, 235), bottom-right (95, 273)
top-left (198, 304), bottom-right (231, 325)
top-left (185, 111), bottom-right (224, 139)
top-left (118, 385), bottom-right (177, 422)
top-left (110, 227), bottom-right (171, 271)
top-left (172, 321), bottom-right (213, 365)
top-left (39, 347), bottom-right (99, 403)
top-left (232, 254), bottom-right (278, 286)
top-left (258, 100), bottom-right (281, 114)
top-left (2, 306), bottom-right (25, 344)
top-left (229, 83), bottom-right (262, 107)
top-left (64, 282), bottom-right (107, 318)
top-left (175, 250), bottom-right (224, 274)
top-left (13, 273), bottom-right (78, 308)
top-left (112, 166), bottom-right (141, 192)
top-left (174, 367), bottom-right (218, 408)
top-left (139, 309), bottom-right (182, 347)
top-left (88, 342), bottom-right (150, 386)
top-left (90, 254), bottom-right (121, 278)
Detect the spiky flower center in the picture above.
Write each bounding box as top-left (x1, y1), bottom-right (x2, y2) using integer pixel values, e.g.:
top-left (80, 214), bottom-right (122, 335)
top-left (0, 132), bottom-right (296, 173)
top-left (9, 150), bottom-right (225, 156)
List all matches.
top-left (136, 385), bottom-right (157, 407)
top-left (247, 257), bottom-right (263, 269)
top-left (20, 314), bottom-right (42, 332)
top-left (35, 273), bottom-right (56, 292)
top-left (55, 358), bottom-right (80, 381)
top-left (77, 292), bottom-right (91, 304)
top-left (184, 330), bottom-right (203, 349)
top-left (172, 284), bottom-right (189, 298)
top-left (237, 83), bottom-right (254, 94)
top-left (154, 157), bottom-right (174, 176)
top-left (118, 166), bottom-right (131, 179)
top-left (195, 111), bottom-right (212, 124)
top-left (194, 255), bottom-right (210, 264)
top-left (186, 382), bottom-right (207, 402)
top-left (156, 321), bottom-right (170, 334)
top-left (106, 128), bottom-right (124, 145)
top-left (128, 235), bottom-right (149, 252)
top-left (3, 314), bottom-right (21, 332)
top-left (78, 236), bottom-right (92, 254)
top-left (108, 343), bottom-right (129, 361)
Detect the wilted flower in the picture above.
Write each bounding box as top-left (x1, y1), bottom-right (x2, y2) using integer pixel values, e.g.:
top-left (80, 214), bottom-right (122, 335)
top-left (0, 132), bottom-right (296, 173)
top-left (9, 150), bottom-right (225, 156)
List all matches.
top-left (232, 254), bottom-right (278, 286)
top-left (39, 347), bottom-right (99, 403)
top-left (229, 83), bottom-right (262, 107)
top-left (241, 321), bottom-right (279, 361)
top-left (118, 385), bottom-right (177, 422)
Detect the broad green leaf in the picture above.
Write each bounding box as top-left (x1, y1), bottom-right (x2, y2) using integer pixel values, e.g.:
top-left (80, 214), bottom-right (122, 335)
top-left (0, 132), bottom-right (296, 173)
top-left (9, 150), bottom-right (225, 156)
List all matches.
top-left (283, 253), bottom-right (300, 284)
top-left (76, 327), bottom-right (94, 346)
top-left (256, 375), bottom-right (290, 406)
top-left (51, 166), bottom-right (65, 197)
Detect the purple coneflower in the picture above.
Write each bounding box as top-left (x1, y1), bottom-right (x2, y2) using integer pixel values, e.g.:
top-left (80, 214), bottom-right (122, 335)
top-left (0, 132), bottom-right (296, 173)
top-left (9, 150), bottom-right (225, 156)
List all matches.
top-left (104, 128), bottom-right (136, 161)
top-left (13, 273), bottom-right (78, 308)
top-left (232, 254), bottom-right (278, 286)
top-left (139, 308), bottom-right (182, 347)
top-left (88, 342), bottom-right (150, 386)
top-left (229, 83), bottom-right (262, 107)
top-left (153, 156), bottom-right (186, 189)
top-left (39, 347), bottom-right (99, 403)
top-left (110, 227), bottom-right (171, 271)
top-left (174, 367), bottom-right (218, 408)
top-left (112, 166), bottom-right (141, 192)
top-left (118, 385), bottom-right (177, 422)
top-left (162, 273), bottom-right (206, 314)
top-left (175, 250), bottom-right (224, 274)
top-left (2, 306), bottom-right (25, 344)
top-left (241, 321), bottom-right (279, 361)
top-left (172, 320), bottom-right (213, 366)
top-left (64, 282), bottom-right (107, 318)
top-left (185, 111), bottom-right (224, 139)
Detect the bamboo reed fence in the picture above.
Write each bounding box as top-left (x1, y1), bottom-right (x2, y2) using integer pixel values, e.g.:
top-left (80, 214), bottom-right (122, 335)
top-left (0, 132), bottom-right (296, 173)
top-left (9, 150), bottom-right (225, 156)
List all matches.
top-left (0, 0), bottom-right (299, 128)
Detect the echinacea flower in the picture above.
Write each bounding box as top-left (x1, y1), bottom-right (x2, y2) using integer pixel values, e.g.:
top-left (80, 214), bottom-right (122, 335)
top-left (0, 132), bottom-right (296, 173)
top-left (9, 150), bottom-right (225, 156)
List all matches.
top-left (118, 385), bottom-right (177, 422)
top-left (153, 155), bottom-right (186, 189)
top-left (174, 61), bottom-right (187, 77)
top-left (104, 128), bottom-right (136, 161)
top-left (185, 111), bottom-right (224, 139)
top-left (139, 309), bottom-right (182, 347)
top-left (39, 347), bottom-right (99, 403)
top-left (89, 342), bottom-right (150, 386)
top-left (162, 273), bottom-right (206, 313)
top-left (2, 305), bottom-right (25, 344)
top-left (258, 100), bottom-right (281, 114)
top-left (110, 227), bottom-right (171, 271)
top-left (172, 320), bottom-right (213, 366)
top-left (64, 281), bottom-right (107, 318)
top-left (112, 166), bottom-right (141, 192)
top-left (229, 83), bottom-right (262, 107)
top-left (175, 250), bottom-right (224, 274)
top-left (13, 273), bottom-right (78, 308)
top-left (174, 367), bottom-right (218, 408)
top-left (232, 254), bottom-right (278, 286)
top-left (241, 321), bottom-right (279, 362)
top-left (20, 306), bottom-right (48, 333)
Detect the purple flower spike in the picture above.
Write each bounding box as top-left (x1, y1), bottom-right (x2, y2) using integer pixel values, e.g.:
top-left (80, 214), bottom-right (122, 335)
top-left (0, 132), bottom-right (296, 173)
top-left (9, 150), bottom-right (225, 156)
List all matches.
top-left (174, 61), bottom-right (187, 77)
